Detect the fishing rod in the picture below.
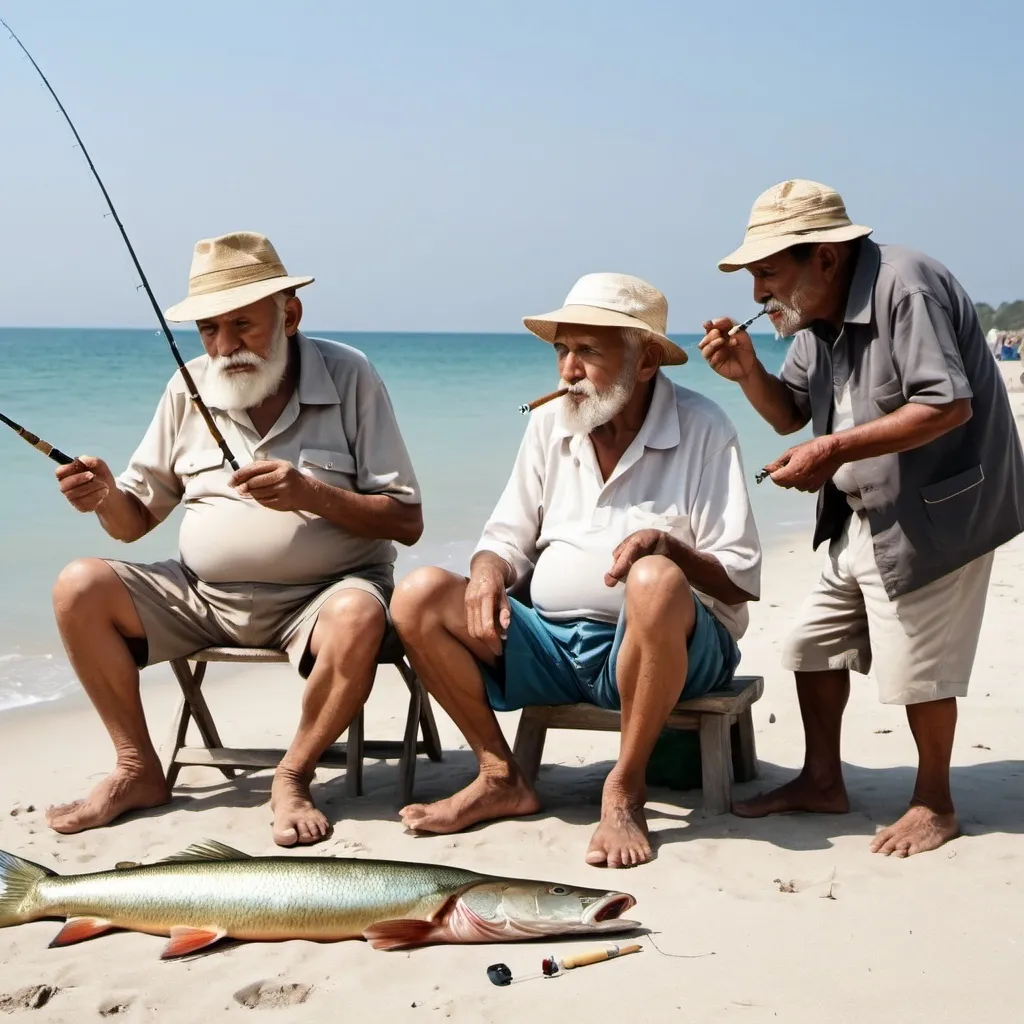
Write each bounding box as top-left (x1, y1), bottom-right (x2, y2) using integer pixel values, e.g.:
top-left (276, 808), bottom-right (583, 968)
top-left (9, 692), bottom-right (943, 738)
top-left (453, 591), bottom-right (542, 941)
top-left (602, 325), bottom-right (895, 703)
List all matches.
top-left (0, 19), bottom-right (240, 471)
top-left (0, 411), bottom-right (74, 465)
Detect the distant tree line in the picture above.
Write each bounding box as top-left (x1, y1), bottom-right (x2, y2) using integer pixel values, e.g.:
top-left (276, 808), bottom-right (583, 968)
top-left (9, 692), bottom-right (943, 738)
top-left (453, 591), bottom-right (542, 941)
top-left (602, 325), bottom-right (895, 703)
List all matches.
top-left (976, 301), bottom-right (1024, 334)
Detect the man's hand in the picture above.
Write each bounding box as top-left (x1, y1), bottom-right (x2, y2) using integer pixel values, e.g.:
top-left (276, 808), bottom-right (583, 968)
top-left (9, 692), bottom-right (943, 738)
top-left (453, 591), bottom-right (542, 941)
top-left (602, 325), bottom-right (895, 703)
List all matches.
top-left (698, 318), bottom-right (758, 382)
top-left (764, 436), bottom-right (842, 492)
top-left (604, 528), bottom-right (670, 587)
top-left (465, 563), bottom-right (511, 658)
top-left (229, 459), bottom-right (312, 512)
top-left (56, 455), bottom-right (115, 513)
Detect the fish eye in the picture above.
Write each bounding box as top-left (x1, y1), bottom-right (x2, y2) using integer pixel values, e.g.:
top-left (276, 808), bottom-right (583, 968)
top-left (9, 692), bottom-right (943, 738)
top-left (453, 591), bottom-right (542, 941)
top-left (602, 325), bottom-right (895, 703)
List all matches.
top-left (548, 885), bottom-right (569, 895)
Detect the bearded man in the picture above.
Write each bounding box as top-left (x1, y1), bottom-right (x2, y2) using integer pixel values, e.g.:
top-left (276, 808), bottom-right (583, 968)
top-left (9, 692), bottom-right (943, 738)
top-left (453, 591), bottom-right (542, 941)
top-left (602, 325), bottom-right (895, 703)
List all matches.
top-left (391, 273), bottom-right (761, 868)
top-left (47, 231), bottom-right (422, 846)
top-left (700, 179), bottom-right (1024, 857)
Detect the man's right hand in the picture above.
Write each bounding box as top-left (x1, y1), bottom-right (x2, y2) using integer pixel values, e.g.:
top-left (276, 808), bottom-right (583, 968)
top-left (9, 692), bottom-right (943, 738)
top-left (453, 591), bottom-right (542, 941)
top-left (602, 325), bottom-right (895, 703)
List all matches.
top-left (56, 455), bottom-right (115, 514)
top-left (465, 563), bottom-right (511, 658)
top-left (699, 318), bottom-right (758, 382)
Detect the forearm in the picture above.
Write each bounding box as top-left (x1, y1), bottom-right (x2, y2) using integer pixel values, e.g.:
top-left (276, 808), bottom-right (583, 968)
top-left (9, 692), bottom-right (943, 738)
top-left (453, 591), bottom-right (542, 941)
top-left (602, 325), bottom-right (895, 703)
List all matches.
top-left (831, 398), bottom-right (972, 463)
top-left (97, 486), bottom-right (157, 542)
top-left (302, 477), bottom-right (423, 546)
top-left (663, 535), bottom-right (755, 605)
top-left (469, 549), bottom-right (517, 587)
top-left (740, 361), bottom-right (808, 435)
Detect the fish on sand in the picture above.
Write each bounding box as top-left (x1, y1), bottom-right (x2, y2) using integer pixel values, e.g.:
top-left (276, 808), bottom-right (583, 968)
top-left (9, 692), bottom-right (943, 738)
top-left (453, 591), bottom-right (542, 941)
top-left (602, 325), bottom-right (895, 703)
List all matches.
top-left (0, 840), bottom-right (639, 958)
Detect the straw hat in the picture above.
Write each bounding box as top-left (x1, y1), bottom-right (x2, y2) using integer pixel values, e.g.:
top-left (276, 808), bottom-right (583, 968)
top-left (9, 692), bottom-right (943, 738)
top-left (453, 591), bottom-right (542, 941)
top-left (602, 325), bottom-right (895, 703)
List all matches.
top-left (523, 272), bottom-right (687, 366)
top-left (164, 231), bottom-right (314, 322)
top-left (717, 179), bottom-right (872, 272)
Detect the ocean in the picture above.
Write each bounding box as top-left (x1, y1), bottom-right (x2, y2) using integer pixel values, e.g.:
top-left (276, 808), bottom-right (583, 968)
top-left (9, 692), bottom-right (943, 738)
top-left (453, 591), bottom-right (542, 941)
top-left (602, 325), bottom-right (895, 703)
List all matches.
top-left (0, 328), bottom-right (811, 712)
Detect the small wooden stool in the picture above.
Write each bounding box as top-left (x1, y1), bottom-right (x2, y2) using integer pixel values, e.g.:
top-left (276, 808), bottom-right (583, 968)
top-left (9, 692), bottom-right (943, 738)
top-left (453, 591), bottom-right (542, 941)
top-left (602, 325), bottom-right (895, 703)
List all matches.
top-left (161, 646), bottom-right (443, 807)
top-left (511, 675), bottom-right (763, 814)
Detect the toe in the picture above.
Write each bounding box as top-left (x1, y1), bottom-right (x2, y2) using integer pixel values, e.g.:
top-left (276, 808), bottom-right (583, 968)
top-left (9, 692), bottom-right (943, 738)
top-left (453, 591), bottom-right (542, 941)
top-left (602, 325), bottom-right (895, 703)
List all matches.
top-left (274, 828), bottom-right (298, 847)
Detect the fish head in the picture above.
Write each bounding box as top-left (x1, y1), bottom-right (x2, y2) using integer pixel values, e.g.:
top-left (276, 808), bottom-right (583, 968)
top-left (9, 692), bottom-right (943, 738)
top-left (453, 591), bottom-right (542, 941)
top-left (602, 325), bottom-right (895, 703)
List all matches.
top-left (446, 879), bottom-right (638, 942)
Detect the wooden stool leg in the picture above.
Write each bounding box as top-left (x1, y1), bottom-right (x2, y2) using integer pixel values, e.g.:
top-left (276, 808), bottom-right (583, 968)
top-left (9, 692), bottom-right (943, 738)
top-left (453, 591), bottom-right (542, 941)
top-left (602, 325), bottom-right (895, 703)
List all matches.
top-left (167, 659), bottom-right (235, 781)
top-left (512, 711), bottom-right (547, 785)
top-left (397, 680), bottom-right (423, 808)
top-left (160, 692), bottom-right (190, 790)
top-left (395, 660), bottom-right (443, 763)
top-left (731, 708), bottom-right (758, 783)
top-left (345, 709), bottom-right (365, 798)
top-left (699, 715), bottom-right (732, 814)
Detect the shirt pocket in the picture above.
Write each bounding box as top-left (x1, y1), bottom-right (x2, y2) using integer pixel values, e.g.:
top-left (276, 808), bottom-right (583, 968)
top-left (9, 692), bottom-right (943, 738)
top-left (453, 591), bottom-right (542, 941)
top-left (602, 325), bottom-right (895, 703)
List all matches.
top-left (919, 464), bottom-right (985, 539)
top-left (870, 376), bottom-right (905, 415)
top-left (173, 448), bottom-right (226, 499)
top-left (298, 448), bottom-right (357, 490)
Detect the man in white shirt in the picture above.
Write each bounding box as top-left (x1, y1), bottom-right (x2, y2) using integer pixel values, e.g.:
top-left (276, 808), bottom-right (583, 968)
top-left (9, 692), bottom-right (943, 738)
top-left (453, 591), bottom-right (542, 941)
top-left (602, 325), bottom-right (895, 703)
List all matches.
top-left (391, 273), bottom-right (761, 868)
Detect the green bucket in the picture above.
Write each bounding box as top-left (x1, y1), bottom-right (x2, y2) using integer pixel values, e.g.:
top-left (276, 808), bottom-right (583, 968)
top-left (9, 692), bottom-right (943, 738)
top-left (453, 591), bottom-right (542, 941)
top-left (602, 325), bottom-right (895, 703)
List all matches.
top-left (645, 729), bottom-right (702, 790)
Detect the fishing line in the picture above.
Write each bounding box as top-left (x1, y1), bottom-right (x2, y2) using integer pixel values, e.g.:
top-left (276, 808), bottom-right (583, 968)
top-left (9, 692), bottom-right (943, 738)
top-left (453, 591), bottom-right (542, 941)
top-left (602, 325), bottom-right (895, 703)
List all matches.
top-left (646, 934), bottom-right (716, 959)
top-left (0, 19), bottom-right (240, 470)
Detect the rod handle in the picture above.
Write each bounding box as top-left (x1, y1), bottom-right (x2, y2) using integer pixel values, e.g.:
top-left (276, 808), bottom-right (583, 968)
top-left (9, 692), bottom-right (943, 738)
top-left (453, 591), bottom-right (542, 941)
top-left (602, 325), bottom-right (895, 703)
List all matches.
top-left (562, 943), bottom-right (642, 969)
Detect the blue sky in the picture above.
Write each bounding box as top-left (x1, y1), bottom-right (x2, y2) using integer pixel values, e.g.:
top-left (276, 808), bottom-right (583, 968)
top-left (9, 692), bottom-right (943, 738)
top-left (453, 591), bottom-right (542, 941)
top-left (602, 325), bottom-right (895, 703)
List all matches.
top-left (0, 0), bottom-right (1020, 332)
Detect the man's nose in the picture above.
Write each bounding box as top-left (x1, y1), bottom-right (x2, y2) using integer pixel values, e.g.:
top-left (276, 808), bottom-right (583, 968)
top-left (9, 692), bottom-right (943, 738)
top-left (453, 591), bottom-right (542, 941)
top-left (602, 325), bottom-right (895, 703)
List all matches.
top-left (213, 332), bottom-right (242, 358)
top-left (753, 283), bottom-right (772, 306)
top-left (561, 352), bottom-right (585, 381)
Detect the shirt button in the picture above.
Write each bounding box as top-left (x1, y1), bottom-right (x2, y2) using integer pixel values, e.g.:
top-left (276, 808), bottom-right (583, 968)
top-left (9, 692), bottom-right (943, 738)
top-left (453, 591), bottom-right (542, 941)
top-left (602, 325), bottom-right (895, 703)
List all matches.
top-left (326, 462), bottom-right (333, 469)
top-left (833, 376), bottom-right (842, 386)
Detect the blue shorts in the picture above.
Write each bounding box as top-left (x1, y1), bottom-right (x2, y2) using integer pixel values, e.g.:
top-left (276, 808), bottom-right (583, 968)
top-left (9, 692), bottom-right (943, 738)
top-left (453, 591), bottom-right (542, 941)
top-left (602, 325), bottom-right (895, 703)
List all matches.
top-left (478, 595), bottom-right (741, 713)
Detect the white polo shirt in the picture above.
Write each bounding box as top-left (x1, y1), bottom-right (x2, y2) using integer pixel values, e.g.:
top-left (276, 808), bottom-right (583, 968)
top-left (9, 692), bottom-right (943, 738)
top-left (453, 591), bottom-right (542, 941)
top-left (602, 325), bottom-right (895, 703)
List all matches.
top-left (473, 371), bottom-right (762, 640)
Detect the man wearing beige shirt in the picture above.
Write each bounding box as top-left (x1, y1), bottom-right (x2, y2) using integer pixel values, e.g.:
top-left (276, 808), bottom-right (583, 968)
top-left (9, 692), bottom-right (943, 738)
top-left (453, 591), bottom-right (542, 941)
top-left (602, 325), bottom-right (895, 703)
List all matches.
top-left (46, 232), bottom-right (422, 847)
top-left (392, 273), bottom-right (761, 869)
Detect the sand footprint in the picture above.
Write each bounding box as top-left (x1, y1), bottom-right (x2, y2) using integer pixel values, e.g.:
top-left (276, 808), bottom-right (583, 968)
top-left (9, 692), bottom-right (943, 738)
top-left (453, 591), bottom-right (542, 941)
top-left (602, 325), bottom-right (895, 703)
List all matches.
top-left (0, 985), bottom-right (58, 1011)
top-left (233, 982), bottom-right (313, 1010)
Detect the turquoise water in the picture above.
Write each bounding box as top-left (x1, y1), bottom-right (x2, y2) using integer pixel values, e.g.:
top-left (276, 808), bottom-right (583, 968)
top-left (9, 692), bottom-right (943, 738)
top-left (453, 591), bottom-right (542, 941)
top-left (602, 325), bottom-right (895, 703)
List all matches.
top-left (0, 328), bottom-right (811, 710)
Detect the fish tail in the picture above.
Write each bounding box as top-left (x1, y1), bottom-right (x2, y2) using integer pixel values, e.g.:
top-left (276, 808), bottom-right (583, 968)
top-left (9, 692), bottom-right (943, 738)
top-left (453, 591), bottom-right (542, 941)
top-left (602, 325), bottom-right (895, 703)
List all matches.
top-left (0, 849), bottom-right (54, 927)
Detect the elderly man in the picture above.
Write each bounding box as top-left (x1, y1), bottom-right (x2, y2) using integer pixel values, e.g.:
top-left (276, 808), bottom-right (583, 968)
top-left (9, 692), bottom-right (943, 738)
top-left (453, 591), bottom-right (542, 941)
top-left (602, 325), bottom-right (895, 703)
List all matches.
top-left (392, 273), bottom-right (761, 868)
top-left (701, 179), bottom-right (1024, 857)
top-left (47, 231), bottom-right (422, 846)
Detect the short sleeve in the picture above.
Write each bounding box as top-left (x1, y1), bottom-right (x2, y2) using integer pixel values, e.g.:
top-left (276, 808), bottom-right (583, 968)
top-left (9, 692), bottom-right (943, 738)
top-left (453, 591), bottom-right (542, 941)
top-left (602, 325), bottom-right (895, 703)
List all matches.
top-left (690, 435), bottom-right (762, 600)
top-left (777, 331), bottom-right (814, 420)
top-left (471, 420), bottom-right (544, 582)
top-left (891, 292), bottom-right (973, 404)
top-left (116, 381), bottom-right (184, 522)
top-left (353, 377), bottom-right (422, 505)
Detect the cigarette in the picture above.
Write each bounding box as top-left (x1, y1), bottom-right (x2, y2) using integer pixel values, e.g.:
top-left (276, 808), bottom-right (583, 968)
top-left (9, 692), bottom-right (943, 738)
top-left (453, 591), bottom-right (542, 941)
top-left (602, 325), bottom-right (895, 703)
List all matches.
top-left (728, 308), bottom-right (770, 337)
top-left (519, 388), bottom-right (569, 414)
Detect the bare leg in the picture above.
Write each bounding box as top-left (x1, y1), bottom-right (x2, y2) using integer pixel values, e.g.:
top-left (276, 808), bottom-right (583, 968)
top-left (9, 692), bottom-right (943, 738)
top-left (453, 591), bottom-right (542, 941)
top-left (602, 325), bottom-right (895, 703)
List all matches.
top-left (870, 697), bottom-right (959, 857)
top-left (45, 559), bottom-right (170, 834)
top-left (586, 556), bottom-right (696, 869)
top-left (271, 590), bottom-right (385, 847)
top-left (732, 669), bottom-right (851, 817)
top-left (390, 568), bottom-right (540, 834)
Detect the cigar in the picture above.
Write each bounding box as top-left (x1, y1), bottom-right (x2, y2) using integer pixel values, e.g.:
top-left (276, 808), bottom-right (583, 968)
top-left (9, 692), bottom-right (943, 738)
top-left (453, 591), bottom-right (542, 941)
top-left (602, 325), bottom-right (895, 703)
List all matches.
top-left (728, 308), bottom-right (770, 336)
top-left (519, 388), bottom-right (569, 414)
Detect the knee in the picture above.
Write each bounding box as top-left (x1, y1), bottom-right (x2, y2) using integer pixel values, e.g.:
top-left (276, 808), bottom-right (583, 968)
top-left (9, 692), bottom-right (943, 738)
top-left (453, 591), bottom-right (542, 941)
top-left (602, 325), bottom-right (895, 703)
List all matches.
top-left (391, 567), bottom-right (461, 633)
top-left (52, 558), bottom-right (116, 621)
top-left (625, 555), bottom-right (694, 628)
top-left (315, 591), bottom-right (386, 664)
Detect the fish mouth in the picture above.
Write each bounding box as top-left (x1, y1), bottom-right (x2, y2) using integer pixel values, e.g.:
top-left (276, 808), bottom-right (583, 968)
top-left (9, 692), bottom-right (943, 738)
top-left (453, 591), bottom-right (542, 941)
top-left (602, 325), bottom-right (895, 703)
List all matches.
top-left (583, 893), bottom-right (636, 927)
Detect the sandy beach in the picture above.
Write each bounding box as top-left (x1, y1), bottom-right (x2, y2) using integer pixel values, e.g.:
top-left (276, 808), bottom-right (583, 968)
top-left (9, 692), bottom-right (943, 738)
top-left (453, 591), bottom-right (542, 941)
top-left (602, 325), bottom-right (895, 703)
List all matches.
top-left (0, 366), bottom-right (1021, 1023)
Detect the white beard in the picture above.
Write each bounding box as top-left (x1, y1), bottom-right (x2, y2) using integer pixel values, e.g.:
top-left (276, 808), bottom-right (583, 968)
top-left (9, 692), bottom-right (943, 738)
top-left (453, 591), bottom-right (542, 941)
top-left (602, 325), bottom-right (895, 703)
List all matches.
top-left (766, 277), bottom-right (814, 338)
top-left (201, 316), bottom-right (290, 412)
top-left (558, 357), bottom-right (639, 435)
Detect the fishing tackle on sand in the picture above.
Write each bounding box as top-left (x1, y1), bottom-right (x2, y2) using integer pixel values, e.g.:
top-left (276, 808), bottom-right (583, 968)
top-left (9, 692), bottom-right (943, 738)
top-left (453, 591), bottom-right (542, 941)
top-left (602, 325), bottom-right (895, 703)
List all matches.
top-left (0, 412), bottom-right (73, 465)
top-left (0, 19), bottom-right (239, 470)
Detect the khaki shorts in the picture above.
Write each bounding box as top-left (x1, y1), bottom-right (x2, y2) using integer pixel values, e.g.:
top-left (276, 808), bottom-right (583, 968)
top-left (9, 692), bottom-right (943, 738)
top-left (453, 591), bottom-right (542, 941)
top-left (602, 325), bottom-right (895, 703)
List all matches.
top-left (105, 558), bottom-right (396, 679)
top-left (781, 511), bottom-right (993, 705)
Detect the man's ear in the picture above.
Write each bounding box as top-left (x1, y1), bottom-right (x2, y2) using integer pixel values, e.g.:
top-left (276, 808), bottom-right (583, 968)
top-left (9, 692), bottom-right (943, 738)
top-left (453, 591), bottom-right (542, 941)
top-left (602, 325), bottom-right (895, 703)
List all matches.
top-left (284, 295), bottom-right (303, 335)
top-left (816, 243), bottom-right (844, 283)
top-left (636, 341), bottom-right (663, 382)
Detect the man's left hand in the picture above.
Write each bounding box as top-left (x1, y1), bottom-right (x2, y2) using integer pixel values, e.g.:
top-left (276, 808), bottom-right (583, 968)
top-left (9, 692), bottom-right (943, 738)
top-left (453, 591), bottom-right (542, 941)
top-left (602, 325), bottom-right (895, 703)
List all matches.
top-left (229, 459), bottom-right (312, 511)
top-left (764, 436), bottom-right (842, 492)
top-left (604, 529), bottom-right (671, 587)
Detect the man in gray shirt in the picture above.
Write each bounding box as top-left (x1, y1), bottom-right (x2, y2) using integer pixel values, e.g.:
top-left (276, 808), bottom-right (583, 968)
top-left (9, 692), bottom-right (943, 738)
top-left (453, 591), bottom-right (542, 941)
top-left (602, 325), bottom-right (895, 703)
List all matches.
top-left (700, 179), bottom-right (1024, 858)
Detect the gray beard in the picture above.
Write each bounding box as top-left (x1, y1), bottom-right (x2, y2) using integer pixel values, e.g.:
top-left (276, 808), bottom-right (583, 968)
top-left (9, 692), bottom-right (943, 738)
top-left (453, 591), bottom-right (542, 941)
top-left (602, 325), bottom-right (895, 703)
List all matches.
top-left (201, 322), bottom-right (290, 411)
top-left (558, 358), bottom-right (640, 435)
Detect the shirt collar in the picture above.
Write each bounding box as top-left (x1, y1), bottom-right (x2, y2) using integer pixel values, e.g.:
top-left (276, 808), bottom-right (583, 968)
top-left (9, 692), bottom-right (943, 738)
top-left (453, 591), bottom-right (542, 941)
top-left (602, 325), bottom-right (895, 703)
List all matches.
top-left (842, 238), bottom-right (880, 325)
top-left (554, 370), bottom-right (679, 451)
top-left (294, 332), bottom-right (341, 405)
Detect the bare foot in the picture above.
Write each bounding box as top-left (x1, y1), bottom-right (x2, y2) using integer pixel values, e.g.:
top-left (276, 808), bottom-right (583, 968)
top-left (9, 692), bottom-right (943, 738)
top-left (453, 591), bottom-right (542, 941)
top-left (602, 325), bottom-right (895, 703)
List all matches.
top-left (400, 771), bottom-right (540, 835)
top-left (46, 765), bottom-right (170, 834)
top-left (870, 804), bottom-right (959, 857)
top-left (585, 797), bottom-right (651, 869)
top-left (270, 767), bottom-right (331, 847)
top-left (732, 772), bottom-right (850, 818)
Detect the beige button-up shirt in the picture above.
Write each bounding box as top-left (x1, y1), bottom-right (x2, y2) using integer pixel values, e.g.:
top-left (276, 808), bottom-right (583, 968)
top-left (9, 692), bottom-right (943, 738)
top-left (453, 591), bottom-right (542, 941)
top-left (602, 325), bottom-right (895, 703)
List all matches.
top-left (117, 332), bottom-right (420, 585)
top-left (474, 371), bottom-right (762, 640)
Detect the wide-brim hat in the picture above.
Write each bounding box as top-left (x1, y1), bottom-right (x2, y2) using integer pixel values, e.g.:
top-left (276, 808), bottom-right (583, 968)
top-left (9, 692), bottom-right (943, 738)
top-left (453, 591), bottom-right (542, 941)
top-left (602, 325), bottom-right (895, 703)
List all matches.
top-left (164, 231), bottom-right (314, 322)
top-left (718, 179), bottom-right (872, 272)
top-left (523, 272), bottom-right (687, 366)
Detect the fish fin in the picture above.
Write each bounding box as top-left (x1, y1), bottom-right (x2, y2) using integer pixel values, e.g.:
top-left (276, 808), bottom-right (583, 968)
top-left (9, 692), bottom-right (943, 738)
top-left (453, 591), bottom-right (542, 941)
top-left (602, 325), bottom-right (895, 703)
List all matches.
top-left (48, 916), bottom-right (114, 947)
top-left (155, 840), bottom-right (251, 864)
top-left (160, 925), bottom-right (227, 959)
top-left (362, 919), bottom-right (444, 951)
top-left (0, 849), bottom-right (54, 928)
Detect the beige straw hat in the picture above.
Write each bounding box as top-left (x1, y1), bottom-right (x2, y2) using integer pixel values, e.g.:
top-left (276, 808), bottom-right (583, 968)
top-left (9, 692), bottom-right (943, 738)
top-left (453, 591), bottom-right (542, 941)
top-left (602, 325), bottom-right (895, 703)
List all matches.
top-left (523, 272), bottom-right (687, 366)
top-left (717, 179), bottom-right (872, 272)
top-left (164, 231), bottom-right (314, 322)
